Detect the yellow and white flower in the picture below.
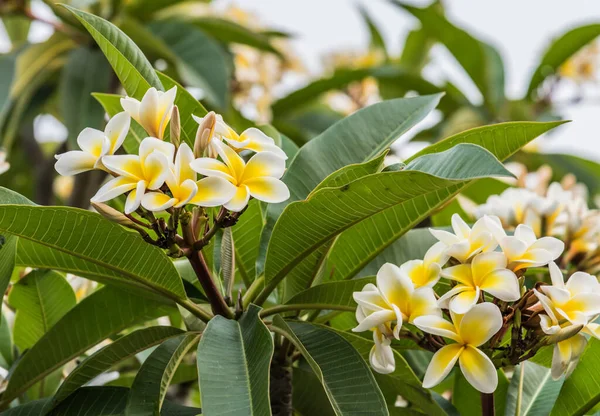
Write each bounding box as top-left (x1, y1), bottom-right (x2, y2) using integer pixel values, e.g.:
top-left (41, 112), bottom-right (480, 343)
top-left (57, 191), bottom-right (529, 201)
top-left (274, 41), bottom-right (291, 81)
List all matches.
top-left (55, 112), bottom-right (130, 176)
top-left (487, 222), bottom-right (564, 272)
top-left (91, 137), bottom-right (173, 214)
top-left (370, 327), bottom-right (396, 374)
top-left (192, 113), bottom-right (287, 159)
top-left (429, 214), bottom-right (497, 263)
top-left (400, 242), bottom-right (449, 288)
top-left (141, 143), bottom-right (237, 211)
top-left (414, 302), bottom-right (502, 393)
top-left (121, 87), bottom-right (177, 140)
top-left (439, 252), bottom-right (520, 314)
top-left (190, 140), bottom-right (289, 212)
top-left (0, 150), bottom-right (9, 175)
top-left (352, 263), bottom-right (441, 338)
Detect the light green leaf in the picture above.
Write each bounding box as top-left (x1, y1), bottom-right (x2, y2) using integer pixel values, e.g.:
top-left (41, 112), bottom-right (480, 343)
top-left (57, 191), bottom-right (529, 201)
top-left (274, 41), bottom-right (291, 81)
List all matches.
top-left (8, 270), bottom-right (76, 351)
top-left (2, 16), bottom-right (30, 47)
top-left (505, 362), bottom-right (563, 416)
top-left (325, 121), bottom-right (566, 282)
top-left (51, 326), bottom-right (185, 407)
top-left (358, 6), bottom-right (387, 56)
top-left (264, 145), bottom-right (512, 293)
top-left (1, 286), bottom-right (175, 405)
top-left (274, 318), bottom-right (389, 415)
top-left (284, 277), bottom-right (374, 308)
top-left (0, 233), bottom-right (16, 317)
top-left (125, 333), bottom-right (199, 416)
top-left (63, 5), bottom-right (163, 99)
top-left (551, 338), bottom-right (600, 416)
top-left (453, 370), bottom-right (508, 416)
top-left (197, 305), bottom-right (273, 415)
top-left (0, 201), bottom-right (187, 301)
top-left (232, 199), bottom-right (263, 285)
top-left (59, 47), bottom-right (111, 148)
top-left (220, 227), bottom-right (235, 299)
top-left (150, 21), bottom-right (231, 109)
top-left (526, 24), bottom-right (600, 98)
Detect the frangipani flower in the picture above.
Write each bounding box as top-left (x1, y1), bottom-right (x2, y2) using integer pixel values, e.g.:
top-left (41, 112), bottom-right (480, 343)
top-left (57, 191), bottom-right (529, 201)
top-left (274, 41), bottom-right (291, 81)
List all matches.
top-left (190, 140), bottom-right (289, 212)
top-left (142, 143), bottom-right (236, 211)
top-left (487, 222), bottom-right (564, 272)
top-left (430, 214), bottom-right (497, 263)
top-left (121, 87), bottom-right (176, 140)
top-left (370, 327), bottom-right (395, 374)
top-left (551, 333), bottom-right (587, 379)
top-left (55, 112), bottom-right (130, 176)
top-left (414, 303), bottom-right (502, 393)
top-left (439, 252), bottom-right (520, 314)
top-left (0, 150), bottom-right (9, 175)
top-left (92, 137), bottom-right (173, 214)
top-left (352, 263), bottom-right (441, 338)
top-left (400, 242), bottom-right (449, 288)
top-left (192, 113), bottom-right (287, 159)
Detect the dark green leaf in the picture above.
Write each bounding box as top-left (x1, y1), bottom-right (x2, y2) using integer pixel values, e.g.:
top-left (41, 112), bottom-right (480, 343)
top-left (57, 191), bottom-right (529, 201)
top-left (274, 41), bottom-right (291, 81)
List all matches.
top-left (284, 277), bottom-right (375, 308)
top-left (231, 199), bottom-right (263, 285)
top-left (292, 366), bottom-right (337, 416)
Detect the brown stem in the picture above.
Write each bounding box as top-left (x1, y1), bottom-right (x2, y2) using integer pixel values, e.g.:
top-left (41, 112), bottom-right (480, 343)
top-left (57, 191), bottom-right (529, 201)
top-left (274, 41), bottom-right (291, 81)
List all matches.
top-left (481, 392), bottom-right (495, 416)
top-left (270, 343), bottom-right (293, 416)
top-left (186, 249), bottom-right (233, 319)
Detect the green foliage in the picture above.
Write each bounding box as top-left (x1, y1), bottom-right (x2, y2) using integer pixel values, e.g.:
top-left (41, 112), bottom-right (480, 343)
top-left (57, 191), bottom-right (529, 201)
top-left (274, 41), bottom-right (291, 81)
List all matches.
top-left (505, 362), bottom-right (563, 416)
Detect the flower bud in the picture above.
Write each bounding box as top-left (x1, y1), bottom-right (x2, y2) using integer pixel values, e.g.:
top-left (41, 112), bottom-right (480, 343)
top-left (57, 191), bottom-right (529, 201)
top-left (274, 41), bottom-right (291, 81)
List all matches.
top-left (92, 202), bottom-right (138, 228)
top-left (170, 105), bottom-right (181, 150)
top-left (547, 324), bottom-right (583, 344)
top-left (194, 111), bottom-right (216, 158)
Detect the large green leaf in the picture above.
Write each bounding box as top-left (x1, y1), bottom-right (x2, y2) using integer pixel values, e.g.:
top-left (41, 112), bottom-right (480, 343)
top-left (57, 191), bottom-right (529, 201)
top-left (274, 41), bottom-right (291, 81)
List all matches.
top-left (264, 144), bottom-right (512, 293)
top-left (257, 94), bottom-right (442, 276)
top-left (0, 201), bottom-right (187, 301)
top-left (197, 305), bottom-right (273, 415)
top-left (51, 326), bottom-right (185, 407)
top-left (150, 21), bottom-right (231, 109)
top-left (526, 24), bottom-right (600, 98)
top-left (0, 233), bottom-right (16, 317)
top-left (284, 277), bottom-right (375, 308)
top-left (8, 270), bottom-right (76, 351)
top-left (63, 5), bottom-right (163, 99)
top-left (232, 199), bottom-right (263, 285)
top-left (125, 333), bottom-right (199, 416)
top-left (274, 318), bottom-right (388, 415)
top-left (453, 370), bottom-right (508, 416)
top-left (505, 362), bottom-right (563, 416)
top-left (325, 121), bottom-right (565, 282)
top-left (59, 47), bottom-right (111, 148)
top-left (292, 366), bottom-right (337, 416)
top-left (551, 338), bottom-right (600, 416)
top-left (1, 286), bottom-right (174, 405)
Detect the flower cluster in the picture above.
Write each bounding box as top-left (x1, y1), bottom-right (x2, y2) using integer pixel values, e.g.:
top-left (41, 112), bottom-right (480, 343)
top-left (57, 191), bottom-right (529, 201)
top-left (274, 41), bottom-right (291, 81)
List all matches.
top-left (352, 212), bottom-right (600, 394)
top-left (54, 87), bottom-right (290, 215)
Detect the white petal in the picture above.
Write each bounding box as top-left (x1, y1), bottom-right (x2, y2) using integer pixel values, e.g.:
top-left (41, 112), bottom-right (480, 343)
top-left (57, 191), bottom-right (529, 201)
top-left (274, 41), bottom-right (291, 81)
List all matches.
top-left (370, 330), bottom-right (395, 374)
top-left (212, 139), bottom-right (245, 180)
top-left (54, 151), bottom-right (98, 176)
top-left (540, 314), bottom-right (560, 335)
top-left (429, 228), bottom-right (460, 246)
top-left (224, 185), bottom-right (250, 212)
top-left (551, 340), bottom-right (571, 380)
top-left (459, 346), bottom-right (498, 394)
top-left (91, 176), bottom-right (137, 203)
top-left (413, 315), bottom-right (460, 342)
top-left (242, 151), bottom-right (286, 181)
top-left (376, 263), bottom-right (414, 310)
top-left (189, 157), bottom-right (234, 182)
top-left (139, 87), bottom-right (160, 137)
top-left (245, 177), bottom-right (290, 204)
top-left (424, 241), bottom-right (450, 268)
top-left (451, 214), bottom-right (471, 239)
top-left (352, 309), bottom-right (396, 333)
top-left (104, 111), bottom-right (131, 154)
top-left (144, 151), bottom-right (171, 190)
top-left (174, 143), bottom-right (196, 183)
top-left (142, 192), bottom-right (176, 212)
top-left (173, 179), bottom-right (198, 207)
top-left (530, 237), bottom-right (564, 260)
top-left (500, 236), bottom-right (528, 261)
top-left (548, 262), bottom-right (566, 289)
top-left (139, 137), bottom-right (175, 163)
top-left (423, 344), bottom-right (464, 389)
top-left (479, 269), bottom-right (521, 302)
top-left (102, 155), bottom-right (143, 179)
top-left (121, 96), bottom-right (141, 122)
top-left (190, 177), bottom-right (237, 207)
top-left (124, 180), bottom-right (146, 214)
top-left (458, 302), bottom-right (503, 346)
top-left (449, 287), bottom-right (480, 314)
top-left (514, 224), bottom-right (538, 245)
top-left (77, 128), bottom-right (110, 157)
top-left (437, 285), bottom-right (469, 310)
top-left (408, 287), bottom-right (442, 322)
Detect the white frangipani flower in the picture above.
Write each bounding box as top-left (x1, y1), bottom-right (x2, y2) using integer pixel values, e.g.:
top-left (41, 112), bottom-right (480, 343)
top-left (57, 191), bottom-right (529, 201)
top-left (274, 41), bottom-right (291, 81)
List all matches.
top-left (486, 221), bottom-right (564, 271)
top-left (400, 242), bottom-right (449, 288)
top-left (55, 112), bottom-right (130, 176)
top-left (0, 150), bottom-right (9, 175)
top-left (121, 87), bottom-right (176, 140)
top-left (370, 327), bottom-right (395, 374)
top-left (192, 113), bottom-right (287, 159)
top-left (439, 252), bottom-right (520, 314)
top-left (190, 140), bottom-right (290, 212)
top-left (91, 137), bottom-right (173, 214)
top-left (429, 214), bottom-right (497, 263)
top-left (414, 303), bottom-right (502, 393)
top-left (141, 143), bottom-right (237, 212)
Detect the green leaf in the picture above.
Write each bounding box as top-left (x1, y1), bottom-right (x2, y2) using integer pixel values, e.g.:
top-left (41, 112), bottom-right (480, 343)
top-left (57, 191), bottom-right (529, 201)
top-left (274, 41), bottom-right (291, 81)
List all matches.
top-left (197, 305), bottom-right (273, 415)
top-left (453, 370), bottom-right (508, 416)
top-left (526, 24), bottom-right (600, 98)
top-left (51, 326), bottom-right (185, 407)
top-left (149, 21), bottom-right (231, 109)
top-left (258, 94), bottom-right (442, 276)
top-left (324, 121), bottom-right (566, 282)
top-left (59, 47), bottom-right (111, 148)
top-left (274, 318), bottom-right (389, 416)
top-left (399, 27), bottom-right (433, 71)
top-left (284, 277), bottom-right (375, 308)
top-left (292, 366), bottom-right (337, 416)
top-left (0, 51), bottom-right (18, 119)
top-left (264, 145), bottom-right (512, 293)
top-left (125, 333), bottom-right (199, 416)
top-left (2, 16), bottom-right (30, 47)
top-left (1, 286), bottom-right (175, 405)
top-left (63, 5), bottom-right (163, 99)
top-left (551, 338), bottom-right (600, 416)
top-left (505, 362), bottom-right (564, 416)
top-left (0, 233), bottom-right (16, 317)
top-left (232, 199), bottom-right (263, 285)
top-left (358, 6), bottom-right (387, 56)
top-left (0, 201), bottom-right (187, 301)
top-left (8, 270), bottom-right (76, 351)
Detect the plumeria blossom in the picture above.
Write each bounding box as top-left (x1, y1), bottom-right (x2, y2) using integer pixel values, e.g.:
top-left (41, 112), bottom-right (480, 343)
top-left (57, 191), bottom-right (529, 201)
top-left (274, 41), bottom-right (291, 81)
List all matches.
top-left (55, 112), bottom-right (130, 176)
top-left (141, 143), bottom-right (237, 211)
top-left (0, 150), bottom-right (9, 175)
top-left (430, 214), bottom-right (497, 263)
top-left (190, 139), bottom-right (289, 212)
top-left (353, 263), bottom-right (441, 339)
top-left (414, 303), bottom-right (502, 393)
top-left (91, 137), bottom-right (173, 214)
top-left (439, 252), bottom-right (520, 314)
top-left (400, 242), bottom-right (449, 288)
top-left (121, 87), bottom-right (176, 139)
top-left (486, 220), bottom-right (564, 272)
top-left (370, 327), bottom-right (396, 374)
top-left (192, 113), bottom-right (287, 159)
